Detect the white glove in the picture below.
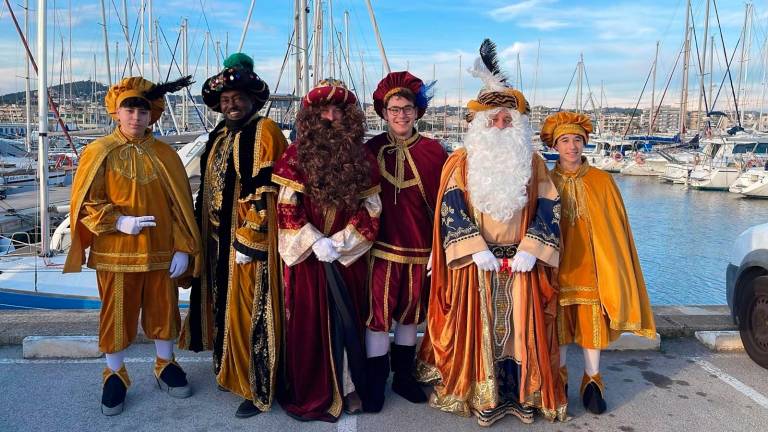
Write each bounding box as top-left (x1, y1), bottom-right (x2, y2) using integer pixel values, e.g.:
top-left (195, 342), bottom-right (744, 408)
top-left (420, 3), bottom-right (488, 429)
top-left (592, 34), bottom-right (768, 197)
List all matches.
top-left (115, 215), bottom-right (156, 235)
top-left (168, 252), bottom-right (189, 278)
top-left (235, 251), bottom-right (253, 265)
top-left (426, 250), bottom-right (433, 277)
top-left (312, 237), bottom-right (341, 263)
top-left (510, 251), bottom-right (537, 272)
top-left (472, 250), bottom-right (500, 272)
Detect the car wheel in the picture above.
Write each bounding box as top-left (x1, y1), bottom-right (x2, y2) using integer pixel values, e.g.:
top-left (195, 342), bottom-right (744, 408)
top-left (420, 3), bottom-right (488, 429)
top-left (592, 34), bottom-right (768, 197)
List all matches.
top-left (740, 275), bottom-right (768, 370)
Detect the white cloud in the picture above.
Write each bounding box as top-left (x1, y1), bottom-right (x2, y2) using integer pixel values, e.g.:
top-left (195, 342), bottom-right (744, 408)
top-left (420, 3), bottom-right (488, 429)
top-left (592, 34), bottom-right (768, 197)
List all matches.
top-left (489, 0), bottom-right (558, 21)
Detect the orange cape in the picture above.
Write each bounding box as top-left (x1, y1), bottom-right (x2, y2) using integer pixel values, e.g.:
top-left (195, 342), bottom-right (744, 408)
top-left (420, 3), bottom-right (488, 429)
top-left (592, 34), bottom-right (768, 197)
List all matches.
top-left (63, 129), bottom-right (201, 277)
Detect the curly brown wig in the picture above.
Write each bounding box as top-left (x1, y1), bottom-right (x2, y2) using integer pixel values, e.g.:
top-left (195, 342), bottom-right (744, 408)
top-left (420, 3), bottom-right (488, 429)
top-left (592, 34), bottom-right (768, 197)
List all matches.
top-left (296, 103), bottom-right (370, 210)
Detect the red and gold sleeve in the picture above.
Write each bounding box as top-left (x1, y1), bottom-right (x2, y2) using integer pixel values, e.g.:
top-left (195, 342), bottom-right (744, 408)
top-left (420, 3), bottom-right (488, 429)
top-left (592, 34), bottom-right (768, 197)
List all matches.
top-left (329, 191), bottom-right (382, 267)
top-left (275, 184), bottom-right (323, 266)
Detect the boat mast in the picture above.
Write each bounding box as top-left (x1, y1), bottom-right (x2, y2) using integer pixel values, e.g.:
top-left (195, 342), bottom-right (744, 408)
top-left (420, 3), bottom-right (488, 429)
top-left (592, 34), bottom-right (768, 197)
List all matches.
top-left (328, 0), bottom-right (335, 77)
top-left (24, 0), bottom-right (31, 152)
top-left (696, 0), bottom-right (710, 133)
top-left (238, 0), bottom-right (257, 52)
top-left (149, 0), bottom-right (154, 81)
top-left (38, 0), bottom-right (51, 256)
top-left (313, 0), bottom-right (323, 84)
top-left (300, 0), bottom-right (309, 96)
top-left (650, 41), bottom-right (659, 135)
top-left (99, 0), bottom-right (112, 86)
top-left (679, 0), bottom-right (691, 142)
top-left (532, 39), bottom-right (540, 108)
top-left (759, 37), bottom-right (768, 131)
top-left (576, 53), bottom-right (583, 113)
top-left (364, 0), bottom-right (390, 74)
top-left (122, 0), bottom-right (133, 74)
top-left (737, 3), bottom-right (752, 127)
top-left (181, 18), bottom-right (189, 130)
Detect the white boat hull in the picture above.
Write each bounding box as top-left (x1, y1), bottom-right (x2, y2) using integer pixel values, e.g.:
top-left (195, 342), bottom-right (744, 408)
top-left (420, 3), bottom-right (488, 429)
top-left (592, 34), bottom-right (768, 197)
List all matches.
top-left (729, 169), bottom-right (768, 198)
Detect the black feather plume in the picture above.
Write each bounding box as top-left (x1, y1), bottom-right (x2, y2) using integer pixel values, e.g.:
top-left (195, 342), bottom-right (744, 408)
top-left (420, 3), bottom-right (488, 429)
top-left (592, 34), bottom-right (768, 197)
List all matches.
top-left (144, 75), bottom-right (194, 100)
top-left (479, 39), bottom-right (507, 84)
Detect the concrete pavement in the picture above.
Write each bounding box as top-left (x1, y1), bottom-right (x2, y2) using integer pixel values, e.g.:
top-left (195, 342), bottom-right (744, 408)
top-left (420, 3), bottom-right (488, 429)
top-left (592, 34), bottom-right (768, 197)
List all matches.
top-left (0, 339), bottom-right (766, 431)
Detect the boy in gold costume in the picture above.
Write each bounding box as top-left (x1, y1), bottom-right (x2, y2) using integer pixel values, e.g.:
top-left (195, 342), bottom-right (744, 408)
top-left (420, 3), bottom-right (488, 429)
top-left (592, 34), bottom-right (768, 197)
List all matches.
top-left (544, 111), bottom-right (656, 414)
top-left (64, 76), bottom-right (201, 415)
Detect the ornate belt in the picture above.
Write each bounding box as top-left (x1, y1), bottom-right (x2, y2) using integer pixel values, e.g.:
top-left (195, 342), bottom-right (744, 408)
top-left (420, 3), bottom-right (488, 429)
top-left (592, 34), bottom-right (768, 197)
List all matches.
top-left (489, 244), bottom-right (518, 259)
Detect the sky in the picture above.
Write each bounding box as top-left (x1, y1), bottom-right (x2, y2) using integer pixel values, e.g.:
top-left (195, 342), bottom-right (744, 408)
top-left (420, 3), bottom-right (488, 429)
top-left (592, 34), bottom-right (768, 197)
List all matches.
top-left (0, 0), bottom-right (766, 110)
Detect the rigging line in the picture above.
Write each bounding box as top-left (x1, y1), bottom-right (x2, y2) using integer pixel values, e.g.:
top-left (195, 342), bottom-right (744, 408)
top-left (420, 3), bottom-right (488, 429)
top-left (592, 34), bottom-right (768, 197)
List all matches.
top-left (710, 39), bottom-right (741, 115)
top-left (622, 60), bottom-right (654, 139)
top-left (157, 22), bottom-right (209, 133)
top-left (713, 0), bottom-right (741, 127)
top-left (557, 62), bottom-right (578, 112)
top-left (265, 28), bottom-right (296, 118)
top-left (333, 22), bottom-right (359, 93)
top-left (689, 5), bottom-right (710, 117)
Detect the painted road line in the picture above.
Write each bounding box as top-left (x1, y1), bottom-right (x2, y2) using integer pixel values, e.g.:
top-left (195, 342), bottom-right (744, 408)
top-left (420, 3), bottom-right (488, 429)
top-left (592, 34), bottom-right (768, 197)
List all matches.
top-left (694, 358), bottom-right (768, 410)
top-left (0, 356), bottom-right (211, 365)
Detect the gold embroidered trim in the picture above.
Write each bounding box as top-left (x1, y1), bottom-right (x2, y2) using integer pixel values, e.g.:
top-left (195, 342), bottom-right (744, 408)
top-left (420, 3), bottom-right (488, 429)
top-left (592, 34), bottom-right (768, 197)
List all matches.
top-left (271, 175), bottom-right (305, 193)
top-left (474, 209), bottom-right (499, 409)
top-left (560, 285), bottom-right (598, 292)
top-left (89, 250), bottom-right (172, 259)
top-left (593, 304), bottom-right (601, 348)
top-left (91, 262), bottom-right (170, 272)
top-left (559, 298), bottom-right (601, 306)
top-left (358, 185), bottom-right (381, 199)
top-left (326, 313), bottom-right (343, 418)
top-left (322, 208), bottom-right (337, 235)
top-left (415, 359), bottom-right (442, 385)
top-left (383, 261), bottom-right (392, 327)
top-left (235, 234), bottom-right (269, 251)
top-left (399, 264), bottom-right (414, 322)
top-left (238, 186), bottom-right (278, 203)
top-left (373, 241), bottom-right (431, 253)
top-left (370, 249), bottom-right (429, 265)
top-left (115, 272), bottom-right (124, 350)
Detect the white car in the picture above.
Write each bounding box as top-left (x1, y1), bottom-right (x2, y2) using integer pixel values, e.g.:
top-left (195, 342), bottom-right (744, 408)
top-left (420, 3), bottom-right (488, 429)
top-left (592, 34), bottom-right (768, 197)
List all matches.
top-left (727, 222), bottom-right (768, 369)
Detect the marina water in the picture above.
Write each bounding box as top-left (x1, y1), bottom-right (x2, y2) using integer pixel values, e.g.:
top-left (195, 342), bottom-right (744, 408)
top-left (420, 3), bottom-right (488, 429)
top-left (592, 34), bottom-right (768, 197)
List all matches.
top-left (616, 174), bottom-right (767, 305)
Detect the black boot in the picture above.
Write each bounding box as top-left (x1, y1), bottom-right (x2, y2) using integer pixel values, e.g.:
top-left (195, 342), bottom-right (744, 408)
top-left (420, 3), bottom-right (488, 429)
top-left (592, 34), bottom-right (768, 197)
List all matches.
top-left (363, 354), bottom-right (389, 413)
top-left (390, 343), bottom-right (427, 403)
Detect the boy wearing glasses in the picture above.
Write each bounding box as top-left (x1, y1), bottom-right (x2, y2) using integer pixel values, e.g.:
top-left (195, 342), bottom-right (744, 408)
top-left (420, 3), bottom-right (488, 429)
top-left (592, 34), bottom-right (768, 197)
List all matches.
top-left (364, 72), bottom-right (447, 411)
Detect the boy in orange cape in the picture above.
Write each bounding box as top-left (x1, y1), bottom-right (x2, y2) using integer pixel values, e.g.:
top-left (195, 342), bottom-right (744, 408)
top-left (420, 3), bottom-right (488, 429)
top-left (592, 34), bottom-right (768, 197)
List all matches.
top-left (543, 111), bottom-right (656, 414)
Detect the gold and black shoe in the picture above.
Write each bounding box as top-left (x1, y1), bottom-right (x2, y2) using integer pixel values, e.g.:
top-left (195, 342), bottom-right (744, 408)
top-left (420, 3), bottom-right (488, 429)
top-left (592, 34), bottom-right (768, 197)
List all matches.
top-left (154, 356), bottom-right (192, 399)
top-left (101, 365), bottom-right (130, 416)
top-left (580, 372), bottom-right (607, 414)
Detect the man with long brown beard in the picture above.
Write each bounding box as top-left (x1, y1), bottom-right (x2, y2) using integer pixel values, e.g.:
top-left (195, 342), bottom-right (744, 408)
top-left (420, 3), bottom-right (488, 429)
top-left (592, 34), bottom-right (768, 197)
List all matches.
top-left (416, 39), bottom-right (567, 427)
top-left (273, 79), bottom-right (381, 422)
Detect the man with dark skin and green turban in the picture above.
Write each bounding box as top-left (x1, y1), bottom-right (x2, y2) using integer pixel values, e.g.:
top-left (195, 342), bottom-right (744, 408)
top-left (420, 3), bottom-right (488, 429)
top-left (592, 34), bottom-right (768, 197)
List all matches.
top-left (179, 53), bottom-right (288, 419)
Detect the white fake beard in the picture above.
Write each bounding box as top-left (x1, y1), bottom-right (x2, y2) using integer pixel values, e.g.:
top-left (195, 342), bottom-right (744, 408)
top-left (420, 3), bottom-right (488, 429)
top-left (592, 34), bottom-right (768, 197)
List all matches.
top-left (464, 109), bottom-right (533, 222)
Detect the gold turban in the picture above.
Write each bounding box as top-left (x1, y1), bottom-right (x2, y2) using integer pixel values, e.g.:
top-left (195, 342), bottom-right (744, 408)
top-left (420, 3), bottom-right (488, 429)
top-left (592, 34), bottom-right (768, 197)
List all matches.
top-left (104, 77), bottom-right (166, 125)
top-left (540, 111), bottom-right (593, 147)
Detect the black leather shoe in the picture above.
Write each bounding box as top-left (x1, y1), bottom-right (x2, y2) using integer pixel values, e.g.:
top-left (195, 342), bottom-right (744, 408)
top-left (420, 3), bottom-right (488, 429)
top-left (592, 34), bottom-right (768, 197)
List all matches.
top-left (390, 344), bottom-right (427, 403)
top-left (235, 399), bottom-right (262, 418)
top-left (101, 374), bottom-right (127, 416)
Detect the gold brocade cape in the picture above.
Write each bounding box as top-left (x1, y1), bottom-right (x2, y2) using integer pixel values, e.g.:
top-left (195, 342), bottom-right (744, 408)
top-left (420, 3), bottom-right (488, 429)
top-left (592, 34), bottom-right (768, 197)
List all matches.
top-left (63, 128), bottom-right (201, 276)
top-left (551, 160), bottom-right (655, 338)
top-left (416, 149), bottom-right (567, 420)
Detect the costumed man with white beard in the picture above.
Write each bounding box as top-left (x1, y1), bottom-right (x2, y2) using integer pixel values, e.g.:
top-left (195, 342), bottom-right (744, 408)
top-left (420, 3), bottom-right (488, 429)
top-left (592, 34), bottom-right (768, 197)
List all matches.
top-left (416, 39), bottom-right (567, 427)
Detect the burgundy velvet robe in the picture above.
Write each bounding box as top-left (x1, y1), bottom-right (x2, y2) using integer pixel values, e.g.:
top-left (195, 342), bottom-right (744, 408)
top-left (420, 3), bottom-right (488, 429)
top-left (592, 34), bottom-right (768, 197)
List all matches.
top-left (273, 143), bottom-right (381, 422)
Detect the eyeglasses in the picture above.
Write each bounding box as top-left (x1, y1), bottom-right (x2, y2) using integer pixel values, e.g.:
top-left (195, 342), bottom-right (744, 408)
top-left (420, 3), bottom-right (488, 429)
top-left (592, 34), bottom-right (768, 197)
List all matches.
top-left (386, 105), bottom-right (416, 116)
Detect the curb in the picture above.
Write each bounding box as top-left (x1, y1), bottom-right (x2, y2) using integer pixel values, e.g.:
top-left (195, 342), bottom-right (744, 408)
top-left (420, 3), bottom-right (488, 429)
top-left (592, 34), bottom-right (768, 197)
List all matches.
top-left (22, 336), bottom-right (103, 359)
top-left (695, 331), bottom-right (745, 352)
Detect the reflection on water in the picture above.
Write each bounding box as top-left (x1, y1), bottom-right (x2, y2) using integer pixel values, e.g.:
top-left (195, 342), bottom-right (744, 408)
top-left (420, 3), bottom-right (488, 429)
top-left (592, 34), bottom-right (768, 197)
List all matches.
top-left (615, 175), bottom-right (768, 305)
